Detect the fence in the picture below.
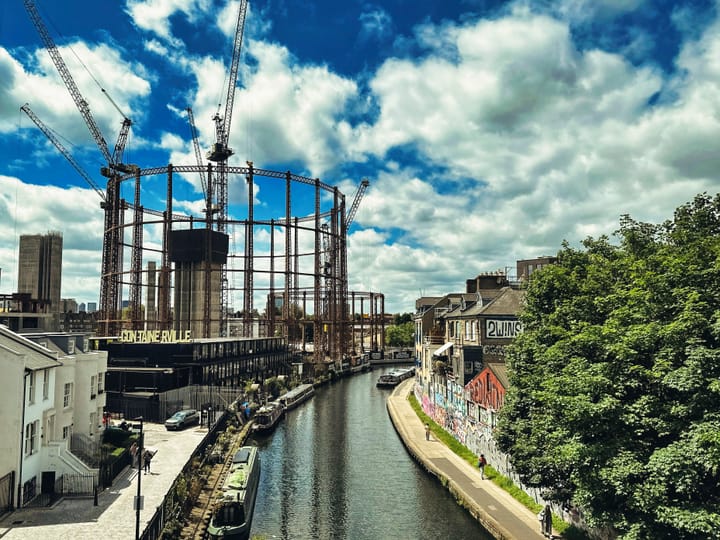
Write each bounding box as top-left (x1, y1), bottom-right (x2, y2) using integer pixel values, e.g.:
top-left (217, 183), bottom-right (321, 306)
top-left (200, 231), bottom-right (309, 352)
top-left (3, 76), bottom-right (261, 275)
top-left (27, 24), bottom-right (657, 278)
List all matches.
top-left (0, 472), bottom-right (13, 517)
top-left (71, 433), bottom-right (101, 468)
top-left (56, 473), bottom-right (96, 497)
top-left (107, 385), bottom-right (245, 423)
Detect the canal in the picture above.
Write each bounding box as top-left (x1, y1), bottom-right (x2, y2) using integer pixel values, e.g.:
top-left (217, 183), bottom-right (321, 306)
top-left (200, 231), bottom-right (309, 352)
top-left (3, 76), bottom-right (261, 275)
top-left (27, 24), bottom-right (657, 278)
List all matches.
top-left (248, 366), bottom-right (493, 540)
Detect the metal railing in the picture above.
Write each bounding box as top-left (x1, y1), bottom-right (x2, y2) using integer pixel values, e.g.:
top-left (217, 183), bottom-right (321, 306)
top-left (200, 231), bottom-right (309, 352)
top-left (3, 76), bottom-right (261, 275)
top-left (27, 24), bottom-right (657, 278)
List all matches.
top-left (71, 433), bottom-right (101, 467)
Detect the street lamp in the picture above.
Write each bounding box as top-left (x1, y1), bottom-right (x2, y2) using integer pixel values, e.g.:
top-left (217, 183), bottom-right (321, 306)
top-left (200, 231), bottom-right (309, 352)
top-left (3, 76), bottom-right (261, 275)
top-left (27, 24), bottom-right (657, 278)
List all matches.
top-left (134, 417), bottom-right (144, 540)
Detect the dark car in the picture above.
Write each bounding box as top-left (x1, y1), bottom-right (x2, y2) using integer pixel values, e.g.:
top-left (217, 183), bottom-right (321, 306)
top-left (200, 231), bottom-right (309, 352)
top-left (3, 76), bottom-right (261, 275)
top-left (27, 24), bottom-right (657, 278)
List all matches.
top-left (165, 409), bottom-right (200, 430)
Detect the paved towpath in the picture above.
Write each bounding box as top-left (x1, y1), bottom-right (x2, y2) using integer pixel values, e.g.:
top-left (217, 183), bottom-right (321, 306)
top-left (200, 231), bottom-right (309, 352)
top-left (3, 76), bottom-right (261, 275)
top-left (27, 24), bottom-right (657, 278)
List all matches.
top-left (387, 379), bottom-right (555, 540)
top-left (0, 421), bottom-right (206, 540)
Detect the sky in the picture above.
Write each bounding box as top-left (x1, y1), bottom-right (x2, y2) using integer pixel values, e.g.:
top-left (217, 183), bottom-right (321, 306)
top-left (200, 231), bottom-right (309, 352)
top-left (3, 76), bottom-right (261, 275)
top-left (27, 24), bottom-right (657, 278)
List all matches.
top-left (1, 0), bottom-right (719, 315)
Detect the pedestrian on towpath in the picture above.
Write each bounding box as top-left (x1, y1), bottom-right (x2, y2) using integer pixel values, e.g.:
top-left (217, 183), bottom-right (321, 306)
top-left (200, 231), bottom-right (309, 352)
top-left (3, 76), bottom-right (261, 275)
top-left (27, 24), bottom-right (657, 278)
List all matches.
top-left (478, 454), bottom-right (487, 479)
top-left (143, 449), bottom-right (153, 474)
top-left (539, 504), bottom-right (552, 538)
top-left (424, 423), bottom-right (430, 441)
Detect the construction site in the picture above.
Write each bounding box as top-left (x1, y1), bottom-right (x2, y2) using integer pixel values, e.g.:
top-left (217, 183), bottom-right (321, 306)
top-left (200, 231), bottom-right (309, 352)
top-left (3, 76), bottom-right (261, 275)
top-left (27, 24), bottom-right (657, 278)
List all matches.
top-left (21, 0), bottom-right (386, 369)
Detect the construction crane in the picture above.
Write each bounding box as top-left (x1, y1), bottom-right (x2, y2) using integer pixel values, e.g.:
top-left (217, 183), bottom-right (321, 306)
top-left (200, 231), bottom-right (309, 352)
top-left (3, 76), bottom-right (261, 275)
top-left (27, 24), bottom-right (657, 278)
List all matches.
top-left (23, 0), bottom-right (137, 335)
top-left (21, 103), bottom-right (106, 202)
top-left (186, 107), bottom-right (208, 201)
top-left (21, 103), bottom-right (188, 221)
top-left (23, 0), bottom-right (134, 176)
top-left (207, 0), bottom-right (248, 228)
top-left (345, 178), bottom-right (370, 227)
top-left (205, 0), bottom-right (248, 336)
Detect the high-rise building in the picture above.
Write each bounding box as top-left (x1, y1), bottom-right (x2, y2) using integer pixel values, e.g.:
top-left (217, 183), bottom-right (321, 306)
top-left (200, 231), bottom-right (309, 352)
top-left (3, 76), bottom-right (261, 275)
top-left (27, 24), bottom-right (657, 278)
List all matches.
top-left (87, 302), bottom-right (97, 312)
top-left (17, 232), bottom-right (63, 313)
top-left (61, 298), bottom-right (78, 313)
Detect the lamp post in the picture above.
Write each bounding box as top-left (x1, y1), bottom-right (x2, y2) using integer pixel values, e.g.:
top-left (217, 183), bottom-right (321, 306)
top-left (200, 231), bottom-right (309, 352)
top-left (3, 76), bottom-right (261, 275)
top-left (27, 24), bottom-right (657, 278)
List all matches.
top-left (134, 417), bottom-right (144, 540)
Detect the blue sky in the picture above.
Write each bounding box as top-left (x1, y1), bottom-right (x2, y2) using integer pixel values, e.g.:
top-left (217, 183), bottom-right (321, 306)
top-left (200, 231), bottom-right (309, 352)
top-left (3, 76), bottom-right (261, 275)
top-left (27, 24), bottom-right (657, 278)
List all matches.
top-left (1, 0), bottom-right (719, 314)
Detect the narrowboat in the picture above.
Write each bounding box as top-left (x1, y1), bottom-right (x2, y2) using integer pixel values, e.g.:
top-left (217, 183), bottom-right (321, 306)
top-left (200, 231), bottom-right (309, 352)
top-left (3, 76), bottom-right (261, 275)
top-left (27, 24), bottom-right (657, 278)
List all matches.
top-left (376, 367), bottom-right (415, 387)
top-left (277, 383), bottom-right (315, 411)
top-left (207, 446), bottom-right (261, 540)
top-left (252, 401), bottom-right (285, 433)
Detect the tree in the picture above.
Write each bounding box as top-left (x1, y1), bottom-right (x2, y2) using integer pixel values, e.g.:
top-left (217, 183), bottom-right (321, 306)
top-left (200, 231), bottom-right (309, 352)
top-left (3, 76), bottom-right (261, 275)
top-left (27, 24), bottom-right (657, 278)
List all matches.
top-left (496, 193), bottom-right (720, 539)
top-left (386, 321), bottom-right (414, 347)
top-left (393, 312), bottom-right (413, 325)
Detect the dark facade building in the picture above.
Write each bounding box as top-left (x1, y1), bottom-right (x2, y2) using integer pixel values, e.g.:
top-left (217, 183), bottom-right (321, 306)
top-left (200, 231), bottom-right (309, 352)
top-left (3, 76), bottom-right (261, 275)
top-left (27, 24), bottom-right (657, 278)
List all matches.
top-left (95, 335), bottom-right (292, 421)
top-left (17, 232), bottom-right (63, 313)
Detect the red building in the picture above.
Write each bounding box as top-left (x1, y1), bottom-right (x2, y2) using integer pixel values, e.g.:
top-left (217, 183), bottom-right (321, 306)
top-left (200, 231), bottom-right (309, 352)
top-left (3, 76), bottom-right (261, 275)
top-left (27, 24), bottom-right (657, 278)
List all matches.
top-left (466, 361), bottom-right (508, 412)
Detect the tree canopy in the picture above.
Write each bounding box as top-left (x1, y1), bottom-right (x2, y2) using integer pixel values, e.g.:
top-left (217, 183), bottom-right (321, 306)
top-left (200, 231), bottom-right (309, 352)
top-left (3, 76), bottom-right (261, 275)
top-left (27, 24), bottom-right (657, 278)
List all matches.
top-left (386, 321), bottom-right (414, 347)
top-left (496, 193), bottom-right (720, 540)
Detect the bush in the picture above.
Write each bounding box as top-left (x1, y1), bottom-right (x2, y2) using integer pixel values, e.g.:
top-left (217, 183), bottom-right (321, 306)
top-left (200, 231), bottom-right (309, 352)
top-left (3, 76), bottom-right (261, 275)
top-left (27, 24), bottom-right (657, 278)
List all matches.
top-left (102, 427), bottom-right (132, 447)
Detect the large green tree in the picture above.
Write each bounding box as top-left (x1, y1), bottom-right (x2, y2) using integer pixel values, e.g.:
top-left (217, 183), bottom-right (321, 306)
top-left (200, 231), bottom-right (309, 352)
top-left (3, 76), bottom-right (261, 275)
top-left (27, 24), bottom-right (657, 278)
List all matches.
top-left (496, 193), bottom-right (720, 539)
top-left (386, 321), bottom-right (414, 347)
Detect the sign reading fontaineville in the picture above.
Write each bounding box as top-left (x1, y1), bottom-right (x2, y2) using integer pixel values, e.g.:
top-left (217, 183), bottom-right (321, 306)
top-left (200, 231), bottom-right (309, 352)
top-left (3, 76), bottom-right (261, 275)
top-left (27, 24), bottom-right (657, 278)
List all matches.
top-left (485, 319), bottom-right (522, 339)
top-left (120, 330), bottom-right (192, 343)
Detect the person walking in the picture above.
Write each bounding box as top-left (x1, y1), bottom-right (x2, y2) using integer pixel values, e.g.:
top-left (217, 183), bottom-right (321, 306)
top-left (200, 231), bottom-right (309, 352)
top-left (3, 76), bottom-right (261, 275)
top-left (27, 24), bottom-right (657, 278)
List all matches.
top-left (143, 449), bottom-right (153, 474)
top-left (477, 454), bottom-right (487, 479)
top-left (540, 504), bottom-right (552, 538)
top-left (424, 423), bottom-right (430, 441)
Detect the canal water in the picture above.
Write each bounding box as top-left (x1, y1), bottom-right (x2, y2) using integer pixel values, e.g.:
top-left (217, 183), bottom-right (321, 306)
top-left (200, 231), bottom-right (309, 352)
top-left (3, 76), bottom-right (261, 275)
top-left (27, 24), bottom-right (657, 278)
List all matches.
top-left (248, 366), bottom-right (493, 540)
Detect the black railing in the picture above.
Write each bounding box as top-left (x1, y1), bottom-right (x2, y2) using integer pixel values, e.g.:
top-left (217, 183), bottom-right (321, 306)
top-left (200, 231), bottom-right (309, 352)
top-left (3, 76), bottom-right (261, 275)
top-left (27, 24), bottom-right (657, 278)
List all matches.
top-left (71, 433), bottom-right (101, 467)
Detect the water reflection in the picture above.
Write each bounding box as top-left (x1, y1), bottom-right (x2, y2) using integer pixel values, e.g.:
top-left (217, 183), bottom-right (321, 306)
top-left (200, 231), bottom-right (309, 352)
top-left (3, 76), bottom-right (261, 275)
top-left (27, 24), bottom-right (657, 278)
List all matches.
top-left (250, 367), bottom-right (492, 540)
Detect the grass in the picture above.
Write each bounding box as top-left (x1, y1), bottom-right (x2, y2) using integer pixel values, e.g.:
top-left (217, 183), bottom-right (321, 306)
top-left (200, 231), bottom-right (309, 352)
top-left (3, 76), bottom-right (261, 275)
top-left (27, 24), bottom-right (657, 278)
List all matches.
top-left (407, 392), bottom-right (586, 538)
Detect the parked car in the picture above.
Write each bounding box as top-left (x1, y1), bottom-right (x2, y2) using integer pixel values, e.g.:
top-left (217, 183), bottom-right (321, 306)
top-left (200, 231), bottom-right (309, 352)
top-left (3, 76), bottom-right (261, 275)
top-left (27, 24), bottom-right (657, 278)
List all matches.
top-left (165, 409), bottom-right (200, 430)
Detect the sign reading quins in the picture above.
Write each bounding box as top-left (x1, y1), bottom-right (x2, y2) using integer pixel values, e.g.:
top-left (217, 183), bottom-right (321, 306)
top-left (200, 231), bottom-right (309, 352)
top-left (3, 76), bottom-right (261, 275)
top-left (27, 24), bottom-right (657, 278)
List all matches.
top-left (485, 319), bottom-right (523, 339)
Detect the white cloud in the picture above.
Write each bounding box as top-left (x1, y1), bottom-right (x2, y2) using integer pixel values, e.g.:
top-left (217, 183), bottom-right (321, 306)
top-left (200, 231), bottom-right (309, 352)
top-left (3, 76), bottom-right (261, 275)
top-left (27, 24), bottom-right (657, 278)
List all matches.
top-left (227, 39), bottom-right (358, 178)
top-left (5, 2), bottom-right (720, 316)
top-left (125, 0), bottom-right (212, 46)
top-left (0, 174), bottom-right (104, 303)
top-left (1, 41), bottom-right (151, 158)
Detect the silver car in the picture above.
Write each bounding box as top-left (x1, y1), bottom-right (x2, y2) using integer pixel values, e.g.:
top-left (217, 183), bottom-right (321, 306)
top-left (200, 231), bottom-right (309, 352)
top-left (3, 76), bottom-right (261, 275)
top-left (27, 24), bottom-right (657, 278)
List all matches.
top-left (164, 409), bottom-right (200, 430)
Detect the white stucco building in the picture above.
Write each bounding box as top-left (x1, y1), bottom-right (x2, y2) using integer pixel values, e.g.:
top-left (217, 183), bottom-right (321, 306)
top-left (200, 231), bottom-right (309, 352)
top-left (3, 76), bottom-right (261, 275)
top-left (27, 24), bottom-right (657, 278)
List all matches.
top-left (0, 326), bottom-right (108, 510)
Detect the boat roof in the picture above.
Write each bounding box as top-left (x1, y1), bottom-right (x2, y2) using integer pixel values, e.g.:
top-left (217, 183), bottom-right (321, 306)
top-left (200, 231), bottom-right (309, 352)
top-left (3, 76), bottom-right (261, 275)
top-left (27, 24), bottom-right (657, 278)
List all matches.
top-left (233, 448), bottom-right (251, 464)
top-left (280, 383), bottom-right (313, 399)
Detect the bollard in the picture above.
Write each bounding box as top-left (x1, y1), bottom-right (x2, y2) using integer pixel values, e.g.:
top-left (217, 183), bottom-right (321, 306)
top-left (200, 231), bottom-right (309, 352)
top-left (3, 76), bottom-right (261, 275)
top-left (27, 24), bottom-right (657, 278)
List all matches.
top-left (94, 485), bottom-right (98, 506)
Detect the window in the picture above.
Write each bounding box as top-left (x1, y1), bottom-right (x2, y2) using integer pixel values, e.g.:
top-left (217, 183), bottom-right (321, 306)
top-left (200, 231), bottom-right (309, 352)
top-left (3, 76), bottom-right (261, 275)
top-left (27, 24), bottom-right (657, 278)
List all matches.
top-left (89, 412), bottom-right (97, 436)
top-left (62, 425), bottom-right (72, 439)
top-left (27, 372), bottom-right (36, 404)
top-left (90, 375), bottom-right (97, 400)
top-left (63, 382), bottom-right (73, 408)
top-left (43, 370), bottom-right (50, 400)
top-left (24, 420), bottom-right (39, 456)
top-left (67, 340), bottom-right (75, 354)
top-left (97, 373), bottom-right (104, 394)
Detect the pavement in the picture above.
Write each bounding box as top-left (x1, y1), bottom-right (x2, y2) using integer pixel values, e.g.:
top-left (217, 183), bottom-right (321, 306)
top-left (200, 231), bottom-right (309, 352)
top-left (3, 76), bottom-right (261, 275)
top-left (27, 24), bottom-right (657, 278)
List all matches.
top-left (0, 422), bottom-right (208, 540)
top-left (387, 379), bottom-right (554, 540)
